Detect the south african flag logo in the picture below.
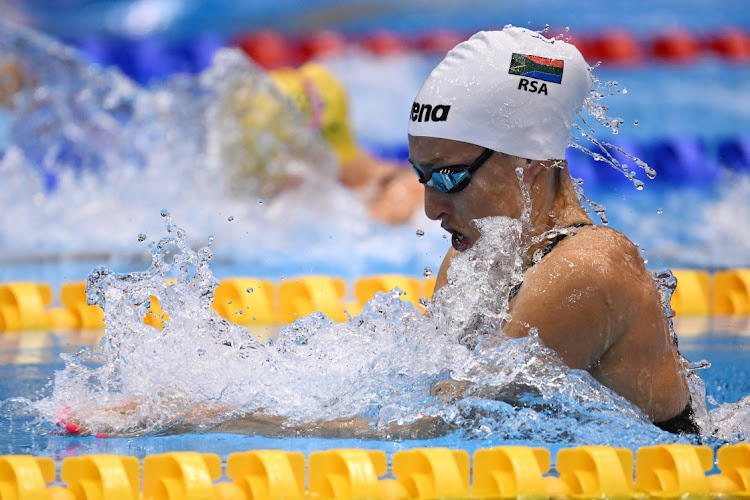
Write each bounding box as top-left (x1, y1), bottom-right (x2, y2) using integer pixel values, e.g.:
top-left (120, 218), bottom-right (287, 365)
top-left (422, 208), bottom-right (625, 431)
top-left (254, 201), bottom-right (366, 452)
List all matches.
top-left (508, 53), bottom-right (564, 84)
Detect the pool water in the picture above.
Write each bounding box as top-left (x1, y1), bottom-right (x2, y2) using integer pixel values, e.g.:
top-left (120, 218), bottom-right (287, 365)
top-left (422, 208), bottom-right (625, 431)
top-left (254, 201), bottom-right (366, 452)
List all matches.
top-left (0, 316), bottom-right (747, 461)
top-left (1, 0), bottom-right (750, 473)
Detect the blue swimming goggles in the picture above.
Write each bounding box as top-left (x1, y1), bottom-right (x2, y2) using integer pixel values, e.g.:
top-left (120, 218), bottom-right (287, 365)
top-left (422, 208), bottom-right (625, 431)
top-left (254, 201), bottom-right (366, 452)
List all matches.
top-left (411, 148), bottom-right (495, 194)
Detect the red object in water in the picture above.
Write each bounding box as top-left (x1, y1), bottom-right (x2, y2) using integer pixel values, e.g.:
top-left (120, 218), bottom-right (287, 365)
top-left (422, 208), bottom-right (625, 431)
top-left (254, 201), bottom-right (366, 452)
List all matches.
top-left (651, 30), bottom-right (702, 63)
top-left (707, 28), bottom-right (750, 61)
top-left (415, 30), bottom-right (467, 55)
top-left (95, 433), bottom-right (107, 439)
top-left (65, 423), bottom-right (81, 435)
top-left (234, 30), bottom-right (300, 69)
top-left (361, 30), bottom-right (409, 55)
top-left (299, 30), bottom-right (348, 61)
top-left (581, 29), bottom-right (642, 66)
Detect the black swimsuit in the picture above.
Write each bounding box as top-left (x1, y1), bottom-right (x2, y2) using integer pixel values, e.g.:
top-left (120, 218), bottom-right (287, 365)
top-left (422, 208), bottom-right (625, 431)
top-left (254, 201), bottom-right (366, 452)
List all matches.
top-left (513, 223), bottom-right (699, 435)
top-left (654, 402), bottom-right (700, 434)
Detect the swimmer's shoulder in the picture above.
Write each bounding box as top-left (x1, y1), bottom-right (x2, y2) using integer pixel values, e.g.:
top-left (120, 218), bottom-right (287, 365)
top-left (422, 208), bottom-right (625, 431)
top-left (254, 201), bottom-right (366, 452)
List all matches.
top-left (526, 224), bottom-right (647, 295)
top-left (547, 224), bottom-right (644, 271)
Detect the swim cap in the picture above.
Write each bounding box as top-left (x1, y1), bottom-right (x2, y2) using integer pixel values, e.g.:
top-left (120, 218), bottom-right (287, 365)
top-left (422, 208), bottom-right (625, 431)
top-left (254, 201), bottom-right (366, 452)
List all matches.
top-left (408, 26), bottom-right (591, 160)
top-left (271, 62), bottom-right (359, 165)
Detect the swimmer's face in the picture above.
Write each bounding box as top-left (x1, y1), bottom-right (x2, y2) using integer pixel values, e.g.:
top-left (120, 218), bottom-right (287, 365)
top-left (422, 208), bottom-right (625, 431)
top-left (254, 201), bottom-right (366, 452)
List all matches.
top-left (409, 135), bottom-right (527, 251)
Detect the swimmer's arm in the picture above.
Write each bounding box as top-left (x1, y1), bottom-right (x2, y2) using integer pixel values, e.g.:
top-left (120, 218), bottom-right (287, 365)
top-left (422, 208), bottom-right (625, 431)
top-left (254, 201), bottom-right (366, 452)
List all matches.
top-left (60, 402), bottom-right (449, 439)
top-left (433, 247), bottom-right (459, 293)
top-left (0, 60), bottom-right (24, 108)
top-left (502, 233), bottom-right (636, 370)
top-left (211, 414), bottom-right (450, 440)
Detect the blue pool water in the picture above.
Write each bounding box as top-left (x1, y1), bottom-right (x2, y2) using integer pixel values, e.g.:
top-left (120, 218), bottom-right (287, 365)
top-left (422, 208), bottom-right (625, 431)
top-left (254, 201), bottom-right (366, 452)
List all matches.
top-left (1, 321), bottom-right (747, 460)
top-left (1, 0), bottom-right (749, 462)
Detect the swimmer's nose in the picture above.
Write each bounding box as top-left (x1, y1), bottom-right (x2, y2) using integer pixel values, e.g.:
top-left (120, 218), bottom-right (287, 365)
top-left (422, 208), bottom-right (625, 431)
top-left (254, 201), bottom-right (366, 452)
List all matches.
top-left (424, 186), bottom-right (450, 221)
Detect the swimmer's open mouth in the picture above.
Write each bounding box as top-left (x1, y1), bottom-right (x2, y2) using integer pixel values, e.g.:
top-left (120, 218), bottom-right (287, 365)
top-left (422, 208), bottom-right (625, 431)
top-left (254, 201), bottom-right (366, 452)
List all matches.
top-left (451, 230), bottom-right (468, 251)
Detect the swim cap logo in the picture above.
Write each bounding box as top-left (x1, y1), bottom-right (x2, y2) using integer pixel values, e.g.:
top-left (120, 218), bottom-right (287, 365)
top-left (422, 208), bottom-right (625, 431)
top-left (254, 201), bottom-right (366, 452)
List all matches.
top-left (411, 102), bottom-right (451, 122)
top-left (509, 53), bottom-right (564, 95)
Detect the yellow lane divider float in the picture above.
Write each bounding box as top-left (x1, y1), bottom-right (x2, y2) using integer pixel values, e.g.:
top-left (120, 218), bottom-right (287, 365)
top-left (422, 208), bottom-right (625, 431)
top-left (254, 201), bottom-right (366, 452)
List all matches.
top-left (1, 269), bottom-right (749, 332)
top-left (0, 444), bottom-right (749, 499)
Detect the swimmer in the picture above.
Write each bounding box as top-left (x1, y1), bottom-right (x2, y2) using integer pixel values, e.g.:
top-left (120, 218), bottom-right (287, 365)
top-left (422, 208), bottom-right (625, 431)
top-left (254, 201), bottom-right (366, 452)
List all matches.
top-left (412, 27), bottom-right (696, 433)
top-left (270, 62), bottom-right (423, 224)
top-left (56, 27), bottom-right (696, 438)
top-left (0, 43), bottom-right (423, 224)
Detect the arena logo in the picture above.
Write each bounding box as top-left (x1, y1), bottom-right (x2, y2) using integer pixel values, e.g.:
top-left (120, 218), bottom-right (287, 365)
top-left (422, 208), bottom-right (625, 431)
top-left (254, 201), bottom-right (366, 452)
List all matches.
top-left (411, 102), bottom-right (451, 122)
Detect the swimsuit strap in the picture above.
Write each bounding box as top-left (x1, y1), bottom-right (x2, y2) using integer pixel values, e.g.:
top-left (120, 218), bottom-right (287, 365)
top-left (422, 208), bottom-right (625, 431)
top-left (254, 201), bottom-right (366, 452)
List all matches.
top-left (509, 222), bottom-right (594, 300)
top-left (534, 222), bottom-right (593, 263)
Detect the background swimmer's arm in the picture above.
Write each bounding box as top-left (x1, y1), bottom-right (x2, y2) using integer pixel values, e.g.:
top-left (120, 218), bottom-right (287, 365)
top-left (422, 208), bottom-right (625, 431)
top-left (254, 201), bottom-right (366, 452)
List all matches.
top-left (0, 60), bottom-right (23, 108)
top-left (502, 229), bottom-right (637, 370)
top-left (434, 247), bottom-right (460, 293)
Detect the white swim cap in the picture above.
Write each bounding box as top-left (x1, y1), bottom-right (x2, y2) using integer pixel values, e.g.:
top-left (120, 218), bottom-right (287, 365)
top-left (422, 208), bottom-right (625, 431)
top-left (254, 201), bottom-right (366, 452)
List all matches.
top-left (408, 26), bottom-right (591, 160)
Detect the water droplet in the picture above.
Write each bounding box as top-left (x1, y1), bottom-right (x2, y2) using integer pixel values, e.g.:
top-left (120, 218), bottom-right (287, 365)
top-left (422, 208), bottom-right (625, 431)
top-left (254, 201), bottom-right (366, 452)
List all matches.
top-left (423, 267), bottom-right (433, 278)
top-left (137, 233), bottom-right (146, 242)
top-left (227, 215), bottom-right (234, 222)
top-left (416, 229), bottom-right (424, 237)
top-left (622, 195), bottom-right (627, 200)
top-left (645, 167), bottom-right (656, 179)
top-left (160, 209), bottom-right (169, 217)
top-left (207, 235), bottom-right (214, 245)
top-left (634, 120), bottom-right (639, 126)
top-left (257, 199), bottom-right (263, 205)
top-left (657, 208), bottom-right (663, 214)
top-left (622, 89), bottom-right (628, 94)
top-left (246, 287), bottom-right (254, 293)
top-left (634, 180), bottom-right (645, 190)
top-left (227, 300), bottom-right (232, 305)
top-left (442, 234), bottom-right (448, 239)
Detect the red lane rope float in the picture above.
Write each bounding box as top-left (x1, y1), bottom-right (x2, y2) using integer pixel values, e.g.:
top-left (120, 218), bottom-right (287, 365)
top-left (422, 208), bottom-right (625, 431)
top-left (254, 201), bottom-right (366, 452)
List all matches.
top-left (298, 30), bottom-right (348, 61)
top-left (231, 27), bottom-right (750, 69)
top-left (707, 28), bottom-right (750, 61)
top-left (234, 29), bottom-right (302, 69)
top-left (414, 30), bottom-right (469, 54)
top-left (360, 30), bottom-right (410, 56)
top-left (651, 29), bottom-right (702, 64)
top-left (576, 29), bottom-right (643, 66)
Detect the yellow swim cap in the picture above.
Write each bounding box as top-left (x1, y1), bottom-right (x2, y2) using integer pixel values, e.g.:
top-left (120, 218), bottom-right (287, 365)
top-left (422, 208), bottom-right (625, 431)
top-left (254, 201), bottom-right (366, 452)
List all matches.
top-left (270, 62), bottom-right (359, 165)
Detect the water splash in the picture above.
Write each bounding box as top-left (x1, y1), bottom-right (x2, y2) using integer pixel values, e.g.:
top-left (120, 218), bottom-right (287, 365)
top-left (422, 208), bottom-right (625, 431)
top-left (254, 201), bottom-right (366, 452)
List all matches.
top-left (18, 213), bottom-right (715, 448)
top-left (572, 74), bottom-right (655, 190)
top-left (0, 21), bottom-right (445, 279)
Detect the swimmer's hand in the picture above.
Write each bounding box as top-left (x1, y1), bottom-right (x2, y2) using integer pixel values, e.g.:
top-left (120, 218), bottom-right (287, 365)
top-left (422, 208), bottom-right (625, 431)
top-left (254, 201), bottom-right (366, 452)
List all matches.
top-left (54, 402), bottom-right (140, 437)
top-left (54, 400), bottom-right (229, 437)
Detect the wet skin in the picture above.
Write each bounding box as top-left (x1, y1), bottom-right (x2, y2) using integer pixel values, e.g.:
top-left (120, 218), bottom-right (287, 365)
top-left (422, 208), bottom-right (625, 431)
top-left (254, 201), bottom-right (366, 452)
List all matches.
top-left (410, 135), bottom-right (691, 424)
